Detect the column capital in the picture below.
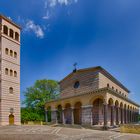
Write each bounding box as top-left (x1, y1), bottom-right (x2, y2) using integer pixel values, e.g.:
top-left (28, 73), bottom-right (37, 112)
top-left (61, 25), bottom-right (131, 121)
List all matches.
top-left (52, 109), bottom-right (57, 112)
top-left (103, 102), bottom-right (108, 105)
top-left (71, 107), bottom-right (74, 110)
top-left (62, 108), bottom-right (65, 111)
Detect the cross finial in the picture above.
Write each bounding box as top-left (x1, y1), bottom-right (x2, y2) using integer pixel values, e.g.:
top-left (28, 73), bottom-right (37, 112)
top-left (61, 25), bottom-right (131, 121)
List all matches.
top-left (73, 62), bottom-right (77, 72)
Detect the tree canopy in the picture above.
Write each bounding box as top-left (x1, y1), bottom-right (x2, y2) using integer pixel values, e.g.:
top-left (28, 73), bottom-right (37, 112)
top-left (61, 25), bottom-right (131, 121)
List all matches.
top-left (22, 79), bottom-right (60, 122)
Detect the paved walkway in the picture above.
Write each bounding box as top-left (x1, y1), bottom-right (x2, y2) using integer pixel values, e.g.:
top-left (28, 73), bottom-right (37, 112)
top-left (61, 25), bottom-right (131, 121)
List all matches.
top-left (0, 125), bottom-right (139, 140)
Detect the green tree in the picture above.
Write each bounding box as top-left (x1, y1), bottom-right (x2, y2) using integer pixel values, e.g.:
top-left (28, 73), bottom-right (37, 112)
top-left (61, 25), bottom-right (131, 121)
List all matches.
top-left (22, 79), bottom-right (60, 122)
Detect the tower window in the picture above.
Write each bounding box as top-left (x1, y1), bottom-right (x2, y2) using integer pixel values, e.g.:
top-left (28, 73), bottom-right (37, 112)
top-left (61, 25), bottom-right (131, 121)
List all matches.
top-left (10, 108), bottom-right (14, 113)
top-left (9, 87), bottom-right (13, 94)
top-left (5, 48), bottom-right (9, 55)
top-left (9, 29), bottom-right (14, 38)
top-left (3, 25), bottom-right (8, 35)
top-left (10, 50), bottom-right (13, 57)
top-left (14, 71), bottom-right (17, 77)
top-left (10, 70), bottom-right (13, 76)
top-left (5, 68), bottom-right (9, 75)
top-left (15, 32), bottom-right (19, 41)
top-left (14, 52), bottom-right (17, 58)
top-left (107, 84), bottom-right (110, 88)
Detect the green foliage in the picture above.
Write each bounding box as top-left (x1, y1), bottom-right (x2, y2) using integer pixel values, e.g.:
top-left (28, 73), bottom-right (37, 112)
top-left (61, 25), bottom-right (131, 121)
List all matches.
top-left (139, 114), bottom-right (140, 121)
top-left (21, 108), bottom-right (44, 122)
top-left (22, 79), bottom-right (60, 122)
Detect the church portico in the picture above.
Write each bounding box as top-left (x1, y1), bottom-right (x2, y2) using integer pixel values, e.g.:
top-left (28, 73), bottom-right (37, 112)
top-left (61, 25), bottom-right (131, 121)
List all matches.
top-left (45, 66), bottom-right (139, 129)
top-left (45, 88), bottom-right (139, 129)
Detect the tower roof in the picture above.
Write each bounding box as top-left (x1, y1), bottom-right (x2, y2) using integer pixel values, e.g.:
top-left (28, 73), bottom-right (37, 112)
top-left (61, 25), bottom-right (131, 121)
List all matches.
top-left (0, 14), bottom-right (21, 29)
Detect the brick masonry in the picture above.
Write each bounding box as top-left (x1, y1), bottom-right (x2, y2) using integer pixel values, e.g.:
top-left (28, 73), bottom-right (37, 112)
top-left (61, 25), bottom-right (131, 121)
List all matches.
top-left (0, 15), bottom-right (20, 125)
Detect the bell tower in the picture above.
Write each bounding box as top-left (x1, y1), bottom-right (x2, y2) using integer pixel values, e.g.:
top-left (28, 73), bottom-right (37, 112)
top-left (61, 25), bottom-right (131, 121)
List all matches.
top-left (0, 14), bottom-right (20, 125)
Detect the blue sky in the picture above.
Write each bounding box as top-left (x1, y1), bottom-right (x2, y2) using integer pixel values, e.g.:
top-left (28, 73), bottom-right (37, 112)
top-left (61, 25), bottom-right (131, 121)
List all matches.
top-left (0, 0), bottom-right (140, 105)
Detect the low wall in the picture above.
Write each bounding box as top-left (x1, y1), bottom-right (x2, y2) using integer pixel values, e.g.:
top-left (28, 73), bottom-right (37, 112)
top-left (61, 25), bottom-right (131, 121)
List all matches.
top-left (22, 121), bottom-right (47, 125)
top-left (120, 124), bottom-right (140, 134)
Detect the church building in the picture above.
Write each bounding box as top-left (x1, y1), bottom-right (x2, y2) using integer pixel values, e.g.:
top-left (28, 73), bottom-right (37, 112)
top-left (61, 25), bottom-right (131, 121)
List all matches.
top-left (45, 66), bottom-right (139, 129)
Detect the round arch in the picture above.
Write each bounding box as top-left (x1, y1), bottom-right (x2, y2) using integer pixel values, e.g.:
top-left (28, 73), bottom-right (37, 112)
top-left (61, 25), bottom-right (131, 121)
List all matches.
top-left (89, 95), bottom-right (104, 105)
top-left (115, 100), bottom-right (119, 107)
top-left (64, 103), bottom-right (72, 124)
top-left (9, 114), bottom-right (14, 125)
top-left (92, 98), bottom-right (104, 125)
top-left (47, 106), bottom-right (52, 122)
top-left (57, 105), bottom-right (63, 123)
top-left (108, 98), bottom-right (114, 126)
top-left (74, 102), bottom-right (82, 124)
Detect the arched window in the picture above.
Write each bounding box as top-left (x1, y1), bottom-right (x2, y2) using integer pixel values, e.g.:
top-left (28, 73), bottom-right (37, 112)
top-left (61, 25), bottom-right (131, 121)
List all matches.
top-left (14, 71), bottom-right (17, 77)
top-left (10, 69), bottom-right (13, 76)
top-left (112, 86), bottom-right (114, 90)
top-left (14, 52), bottom-right (17, 58)
top-left (9, 29), bottom-right (14, 38)
top-left (9, 87), bottom-right (13, 94)
top-left (15, 32), bottom-right (19, 41)
top-left (5, 68), bottom-right (9, 75)
top-left (3, 25), bottom-right (8, 35)
top-left (107, 83), bottom-right (110, 88)
top-left (116, 89), bottom-right (118, 92)
top-left (10, 50), bottom-right (13, 57)
top-left (5, 48), bottom-right (9, 55)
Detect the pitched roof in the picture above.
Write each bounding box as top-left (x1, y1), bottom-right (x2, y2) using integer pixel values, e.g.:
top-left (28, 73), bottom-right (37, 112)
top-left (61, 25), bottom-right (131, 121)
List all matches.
top-left (59, 66), bottom-right (130, 93)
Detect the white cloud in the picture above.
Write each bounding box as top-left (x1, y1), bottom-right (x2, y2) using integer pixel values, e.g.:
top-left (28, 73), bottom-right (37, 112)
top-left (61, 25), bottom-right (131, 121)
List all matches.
top-left (49, 0), bottom-right (57, 7)
top-left (25, 20), bottom-right (44, 38)
top-left (58, 0), bottom-right (69, 5)
top-left (42, 11), bottom-right (50, 19)
top-left (46, 0), bottom-right (78, 8)
top-left (43, 0), bottom-right (78, 20)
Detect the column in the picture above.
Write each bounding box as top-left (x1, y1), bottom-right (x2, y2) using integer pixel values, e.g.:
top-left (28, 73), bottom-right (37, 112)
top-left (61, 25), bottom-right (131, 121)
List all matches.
top-left (116, 107), bottom-right (119, 125)
top-left (81, 105), bottom-right (93, 126)
top-left (130, 110), bottom-right (132, 123)
top-left (134, 112), bottom-right (136, 122)
top-left (111, 105), bottom-right (114, 126)
top-left (121, 108), bottom-right (123, 124)
top-left (135, 112), bottom-right (137, 122)
top-left (136, 111), bottom-right (139, 122)
top-left (45, 110), bottom-right (48, 122)
top-left (132, 111), bottom-right (134, 122)
top-left (103, 103), bottom-right (108, 129)
top-left (125, 109), bottom-right (127, 124)
top-left (51, 109), bottom-right (57, 123)
top-left (56, 110), bottom-right (58, 124)
top-left (62, 108), bottom-right (65, 125)
top-left (123, 108), bottom-right (125, 124)
top-left (71, 107), bottom-right (74, 125)
top-left (128, 110), bottom-right (130, 123)
top-left (124, 108), bottom-right (126, 124)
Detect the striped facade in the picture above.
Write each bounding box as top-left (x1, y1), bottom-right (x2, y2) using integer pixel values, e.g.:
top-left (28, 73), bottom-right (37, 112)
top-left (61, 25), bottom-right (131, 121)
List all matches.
top-left (0, 14), bottom-right (20, 125)
top-left (45, 66), bottom-right (139, 129)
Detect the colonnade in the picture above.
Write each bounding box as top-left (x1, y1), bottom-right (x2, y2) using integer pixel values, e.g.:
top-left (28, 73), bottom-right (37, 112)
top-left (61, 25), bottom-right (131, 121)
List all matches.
top-left (46, 98), bottom-right (139, 128)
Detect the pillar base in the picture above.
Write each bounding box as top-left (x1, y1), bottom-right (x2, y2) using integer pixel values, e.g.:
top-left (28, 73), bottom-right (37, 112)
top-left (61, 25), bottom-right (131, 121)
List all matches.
top-left (102, 126), bottom-right (109, 130)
